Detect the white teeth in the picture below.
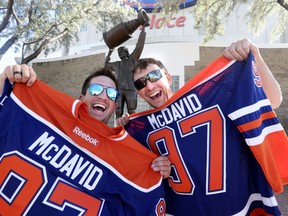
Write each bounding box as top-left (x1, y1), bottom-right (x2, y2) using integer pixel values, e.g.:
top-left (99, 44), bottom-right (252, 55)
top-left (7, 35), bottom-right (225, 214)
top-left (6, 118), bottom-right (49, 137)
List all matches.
top-left (93, 103), bottom-right (106, 109)
top-left (149, 91), bottom-right (160, 98)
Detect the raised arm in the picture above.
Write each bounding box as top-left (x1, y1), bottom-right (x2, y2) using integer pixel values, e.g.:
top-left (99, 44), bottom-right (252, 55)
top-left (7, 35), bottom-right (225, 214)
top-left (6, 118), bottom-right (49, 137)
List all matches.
top-left (105, 49), bottom-right (114, 66)
top-left (0, 64), bottom-right (37, 95)
top-left (131, 27), bottom-right (146, 62)
top-left (223, 39), bottom-right (282, 109)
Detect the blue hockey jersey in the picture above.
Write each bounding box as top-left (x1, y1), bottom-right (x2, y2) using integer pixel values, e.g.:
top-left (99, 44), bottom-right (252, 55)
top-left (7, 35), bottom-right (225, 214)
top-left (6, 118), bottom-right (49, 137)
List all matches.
top-left (0, 79), bottom-right (166, 215)
top-left (125, 53), bottom-right (288, 215)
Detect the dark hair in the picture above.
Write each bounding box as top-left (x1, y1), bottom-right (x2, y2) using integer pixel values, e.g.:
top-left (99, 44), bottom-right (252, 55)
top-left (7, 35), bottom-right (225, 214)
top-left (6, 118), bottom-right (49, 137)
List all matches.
top-left (132, 58), bottom-right (168, 77)
top-left (118, 46), bottom-right (129, 52)
top-left (81, 67), bottom-right (118, 95)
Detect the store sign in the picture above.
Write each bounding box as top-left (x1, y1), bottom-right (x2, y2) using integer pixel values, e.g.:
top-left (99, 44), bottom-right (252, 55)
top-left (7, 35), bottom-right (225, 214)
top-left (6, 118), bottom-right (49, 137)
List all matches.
top-left (145, 14), bottom-right (186, 29)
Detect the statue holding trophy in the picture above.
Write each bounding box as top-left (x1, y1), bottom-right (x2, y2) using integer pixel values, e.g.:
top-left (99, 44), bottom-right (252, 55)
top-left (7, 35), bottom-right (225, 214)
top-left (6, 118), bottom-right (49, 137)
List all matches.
top-left (104, 9), bottom-right (149, 118)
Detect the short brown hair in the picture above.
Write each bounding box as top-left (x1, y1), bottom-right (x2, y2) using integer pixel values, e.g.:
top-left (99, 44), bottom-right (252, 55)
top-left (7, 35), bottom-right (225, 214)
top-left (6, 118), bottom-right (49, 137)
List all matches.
top-left (132, 58), bottom-right (168, 80)
top-left (81, 67), bottom-right (118, 95)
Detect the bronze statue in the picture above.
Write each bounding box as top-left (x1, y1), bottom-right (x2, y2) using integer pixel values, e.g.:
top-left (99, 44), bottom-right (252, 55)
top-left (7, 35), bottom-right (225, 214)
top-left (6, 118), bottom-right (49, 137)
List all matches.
top-left (103, 9), bottom-right (149, 118)
top-left (103, 9), bottom-right (149, 49)
top-left (105, 26), bottom-right (146, 118)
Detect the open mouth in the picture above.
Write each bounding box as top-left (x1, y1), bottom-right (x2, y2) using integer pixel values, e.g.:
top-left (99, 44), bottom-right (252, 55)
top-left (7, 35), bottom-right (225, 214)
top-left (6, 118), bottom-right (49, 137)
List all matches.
top-left (149, 90), bottom-right (161, 100)
top-left (92, 103), bottom-right (106, 112)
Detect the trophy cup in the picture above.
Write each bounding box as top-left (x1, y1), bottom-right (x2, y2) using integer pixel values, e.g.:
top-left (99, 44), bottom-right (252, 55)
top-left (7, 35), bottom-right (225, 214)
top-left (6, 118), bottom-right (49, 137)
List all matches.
top-left (103, 9), bottom-right (149, 49)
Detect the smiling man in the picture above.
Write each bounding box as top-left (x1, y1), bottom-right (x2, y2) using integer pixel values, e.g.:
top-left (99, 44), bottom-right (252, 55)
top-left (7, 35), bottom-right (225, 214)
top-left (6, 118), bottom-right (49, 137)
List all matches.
top-left (79, 69), bottom-right (119, 124)
top-left (0, 65), bottom-right (172, 215)
top-left (116, 39), bottom-right (287, 216)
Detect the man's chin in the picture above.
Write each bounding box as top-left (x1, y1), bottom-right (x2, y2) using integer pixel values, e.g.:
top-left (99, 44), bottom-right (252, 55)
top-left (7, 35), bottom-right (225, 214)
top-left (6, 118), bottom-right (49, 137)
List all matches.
top-left (91, 112), bottom-right (104, 121)
top-left (149, 98), bottom-right (164, 108)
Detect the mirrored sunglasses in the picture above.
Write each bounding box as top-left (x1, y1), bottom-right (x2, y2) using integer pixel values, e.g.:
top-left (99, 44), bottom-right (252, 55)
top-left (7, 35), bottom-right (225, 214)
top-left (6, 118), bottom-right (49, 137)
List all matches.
top-left (134, 69), bottom-right (163, 90)
top-left (88, 83), bottom-right (119, 101)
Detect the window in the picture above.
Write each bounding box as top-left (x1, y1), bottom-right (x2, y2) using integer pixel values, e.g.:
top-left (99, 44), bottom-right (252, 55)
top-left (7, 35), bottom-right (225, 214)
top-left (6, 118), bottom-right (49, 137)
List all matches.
top-left (171, 76), bottom-right (180, 93)
top-left (80, 24), bottom-right (87, 32)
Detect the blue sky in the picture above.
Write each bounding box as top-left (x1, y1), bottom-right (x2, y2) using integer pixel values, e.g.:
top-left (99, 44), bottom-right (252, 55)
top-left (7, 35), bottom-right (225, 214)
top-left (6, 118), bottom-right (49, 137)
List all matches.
top-left (0, 39), bottom-right (19, 73)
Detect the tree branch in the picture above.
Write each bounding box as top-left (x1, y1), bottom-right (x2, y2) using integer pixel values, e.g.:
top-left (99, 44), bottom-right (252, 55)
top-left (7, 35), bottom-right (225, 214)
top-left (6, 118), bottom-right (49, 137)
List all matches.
top-left (0, 34), bottom-right (19, 61)
top-left (22, 22), bottom-right (64, 47)
top-left (11, 9), bottom-right (20, 25)
top-left (28, 0), bottom-right (35, 23)
top-left (277, 0), bottom-right (288, 10)
top-left (0, 0), bottom-right (14, 32)
top-left (21, 28), bottom-right (68, 64)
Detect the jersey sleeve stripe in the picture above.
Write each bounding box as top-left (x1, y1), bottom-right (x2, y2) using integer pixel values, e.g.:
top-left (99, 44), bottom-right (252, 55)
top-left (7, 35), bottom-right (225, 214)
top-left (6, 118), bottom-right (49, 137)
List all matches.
top-left (72, 100), bottom-right (81, 117)
top-left (237, 111), bottom-right (278, 132)
top-left (228, 99), bottom-right (271, 120)
top-left (231, 193), bottom-right (278, 216)
top-left (245, 124), bottom-right (285, 146)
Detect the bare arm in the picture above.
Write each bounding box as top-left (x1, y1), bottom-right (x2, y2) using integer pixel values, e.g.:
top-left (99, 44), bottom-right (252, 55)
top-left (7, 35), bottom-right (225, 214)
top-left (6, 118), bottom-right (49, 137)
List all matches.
top-left (0, 64), bottom-right (37, 95)
top-left (223, 39), bottom-right (282, 109)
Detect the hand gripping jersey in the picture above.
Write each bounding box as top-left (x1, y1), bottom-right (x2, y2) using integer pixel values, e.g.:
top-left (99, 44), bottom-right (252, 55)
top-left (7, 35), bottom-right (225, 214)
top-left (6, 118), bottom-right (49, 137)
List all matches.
top-left (0, 79), bottom-right (166, 216)
top-left (125, 53), bottom-right (288, 216)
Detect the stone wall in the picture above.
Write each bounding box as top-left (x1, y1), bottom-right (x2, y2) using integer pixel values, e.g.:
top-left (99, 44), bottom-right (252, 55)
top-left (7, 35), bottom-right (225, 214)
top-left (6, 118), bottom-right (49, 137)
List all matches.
top-left (33, 47), bottom-right (287, 131)
top-left (33, 53), bottom-right (106, 98)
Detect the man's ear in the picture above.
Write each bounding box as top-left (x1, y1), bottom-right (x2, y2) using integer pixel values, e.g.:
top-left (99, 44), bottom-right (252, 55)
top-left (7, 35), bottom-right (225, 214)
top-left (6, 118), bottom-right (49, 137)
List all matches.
top-left (166, 72), bottom-right (172, 85)
top-left (79, 95), bottom-right (84, 101)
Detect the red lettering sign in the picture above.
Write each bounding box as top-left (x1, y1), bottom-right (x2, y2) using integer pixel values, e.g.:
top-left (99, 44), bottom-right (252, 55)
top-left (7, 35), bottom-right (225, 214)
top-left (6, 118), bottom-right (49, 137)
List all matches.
top-left (140, 14), bottom-right (186, 30)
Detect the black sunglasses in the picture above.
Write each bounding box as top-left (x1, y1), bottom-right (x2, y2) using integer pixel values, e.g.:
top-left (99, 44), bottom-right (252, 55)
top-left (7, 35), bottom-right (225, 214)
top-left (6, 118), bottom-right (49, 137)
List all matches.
top-left (134, 69), bottom-right (163, 90)
top-left (88, 83), bottom-right (119, 101)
